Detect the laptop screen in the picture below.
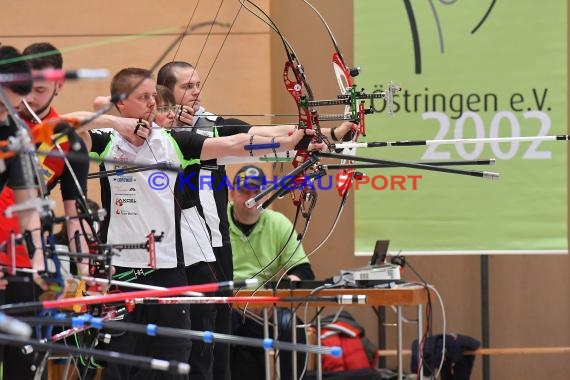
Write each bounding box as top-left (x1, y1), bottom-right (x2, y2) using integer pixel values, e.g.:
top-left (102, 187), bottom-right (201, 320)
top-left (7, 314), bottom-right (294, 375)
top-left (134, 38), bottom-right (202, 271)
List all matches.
top-left (370, 240), bottom-right (389, 266)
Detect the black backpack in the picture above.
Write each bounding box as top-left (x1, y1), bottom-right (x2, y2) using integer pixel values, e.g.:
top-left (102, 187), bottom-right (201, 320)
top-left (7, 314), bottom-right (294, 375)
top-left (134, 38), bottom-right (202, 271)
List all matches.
top-left (411, 333), bottom-right (480, 380)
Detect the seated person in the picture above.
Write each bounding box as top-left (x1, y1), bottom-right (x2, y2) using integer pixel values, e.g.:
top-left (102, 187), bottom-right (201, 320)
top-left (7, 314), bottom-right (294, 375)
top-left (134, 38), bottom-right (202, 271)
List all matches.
top-left (229, 165), bottom-right (315, 380)
top-left (229, 165), bottom-right (315, 283)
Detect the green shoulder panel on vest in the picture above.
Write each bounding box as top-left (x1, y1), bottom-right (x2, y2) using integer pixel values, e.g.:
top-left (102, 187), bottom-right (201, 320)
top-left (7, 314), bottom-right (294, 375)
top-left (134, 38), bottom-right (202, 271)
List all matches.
top-left (88, 133), bottom-right (114, 164)
top-left (163, 129), bottom-right (201, 169)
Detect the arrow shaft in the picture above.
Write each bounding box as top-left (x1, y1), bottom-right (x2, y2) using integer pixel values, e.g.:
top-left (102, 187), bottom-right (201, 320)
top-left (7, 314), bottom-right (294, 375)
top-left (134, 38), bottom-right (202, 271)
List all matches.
top-left (334, 135), bottom-right (570, 149)
top-left (322, 159), bottom-right (495, 170)
top-left (318, 152), bottom-right (499, 179)
top-left (0, 280), bottom-right (256, 312)
top-left (22, 316), bottom-right (340, 357)
top-left (0, 333), bottom-right (189, 375)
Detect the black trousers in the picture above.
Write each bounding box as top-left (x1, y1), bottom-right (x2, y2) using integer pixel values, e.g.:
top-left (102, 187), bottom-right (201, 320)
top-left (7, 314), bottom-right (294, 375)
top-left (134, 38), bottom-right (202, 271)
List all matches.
top-left (102, 267), bottom-right (191, 380)
top-left (230, 308), bottom-right (307, 380)
top-left (186, 261), bottom-right (218, 380)
top-left (1, 275), bottom-right (44, 380)
top-left (212, 245), bottom-right (233, 380)
top-left (186, 246), bottom-right (234, 380)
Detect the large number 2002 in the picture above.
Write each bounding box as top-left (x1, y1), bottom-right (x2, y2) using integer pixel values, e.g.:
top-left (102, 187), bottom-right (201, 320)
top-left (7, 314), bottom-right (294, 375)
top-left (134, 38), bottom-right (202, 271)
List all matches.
top-left (421, 111), bottom-right (551, 160)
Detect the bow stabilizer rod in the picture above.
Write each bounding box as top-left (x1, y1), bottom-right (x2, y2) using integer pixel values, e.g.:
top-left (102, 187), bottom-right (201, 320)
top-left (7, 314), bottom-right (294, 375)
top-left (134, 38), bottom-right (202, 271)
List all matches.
top-left (333, 135), bottom-right (570, 150)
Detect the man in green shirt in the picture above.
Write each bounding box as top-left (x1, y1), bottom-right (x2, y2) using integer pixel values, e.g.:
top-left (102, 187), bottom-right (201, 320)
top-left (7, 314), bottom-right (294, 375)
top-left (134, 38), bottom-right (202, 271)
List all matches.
top-left (228, 165), bottom-right (314, 283)
top-left (228, 165), bottom-right (315, 380)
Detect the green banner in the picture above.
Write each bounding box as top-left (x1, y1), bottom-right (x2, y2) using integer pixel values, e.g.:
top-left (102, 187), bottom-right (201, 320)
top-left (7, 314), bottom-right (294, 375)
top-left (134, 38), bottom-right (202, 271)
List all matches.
top-left (354, 0), bottom-right (567, 254)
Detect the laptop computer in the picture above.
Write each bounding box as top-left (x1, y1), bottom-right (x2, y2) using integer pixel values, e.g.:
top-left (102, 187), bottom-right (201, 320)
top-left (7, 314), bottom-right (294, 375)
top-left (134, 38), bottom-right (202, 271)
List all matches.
top-left (370, 240), bottom-right (390, 266)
